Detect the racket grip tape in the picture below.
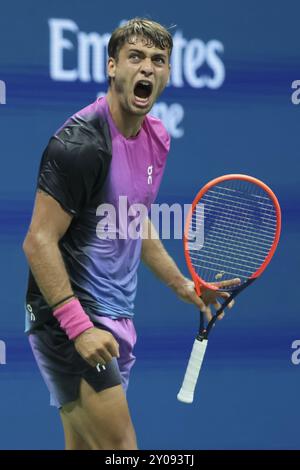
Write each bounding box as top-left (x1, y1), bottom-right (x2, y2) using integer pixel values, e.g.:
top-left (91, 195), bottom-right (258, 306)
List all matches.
top-left (177, 338), bottom-right (208, 404)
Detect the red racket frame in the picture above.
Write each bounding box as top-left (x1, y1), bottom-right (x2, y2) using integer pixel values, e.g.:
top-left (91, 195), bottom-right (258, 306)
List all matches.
top-left (183, 174), bottom-right (282, 296)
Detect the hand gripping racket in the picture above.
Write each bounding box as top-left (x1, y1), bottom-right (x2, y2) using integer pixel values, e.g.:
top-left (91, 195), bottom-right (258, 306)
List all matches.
top-left (177, 174), bottom-right (281, 404)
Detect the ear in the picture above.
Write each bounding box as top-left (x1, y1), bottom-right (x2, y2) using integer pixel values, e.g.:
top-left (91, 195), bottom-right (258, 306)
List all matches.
top-left (107, 57), bottom-right (116, 80)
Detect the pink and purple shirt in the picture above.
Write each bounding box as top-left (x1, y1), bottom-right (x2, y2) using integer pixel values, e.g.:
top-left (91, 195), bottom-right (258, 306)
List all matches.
top-left (26, 96), bottom-right (170, 328)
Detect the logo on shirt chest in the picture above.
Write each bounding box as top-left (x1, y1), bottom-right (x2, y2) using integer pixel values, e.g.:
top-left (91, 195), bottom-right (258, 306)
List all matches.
top-left (147, 165), bottom-right (153, 185)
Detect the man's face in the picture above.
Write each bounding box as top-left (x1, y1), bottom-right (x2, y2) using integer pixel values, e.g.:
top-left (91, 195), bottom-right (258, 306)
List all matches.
top-left (108, 36), bottom-right (171, 116)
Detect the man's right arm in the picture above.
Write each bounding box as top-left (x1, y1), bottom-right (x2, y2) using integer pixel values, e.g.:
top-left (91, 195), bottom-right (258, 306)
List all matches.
top-left (23, 190), bottom-right (119, 366)
top-left (23, 189), bottom-right (74, 307)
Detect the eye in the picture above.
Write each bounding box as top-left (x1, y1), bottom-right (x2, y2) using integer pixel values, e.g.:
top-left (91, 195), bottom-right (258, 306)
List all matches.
top-left (129, 53), bottom-right (140, 61)
top-left (153, 56), bottom-right (166, 65)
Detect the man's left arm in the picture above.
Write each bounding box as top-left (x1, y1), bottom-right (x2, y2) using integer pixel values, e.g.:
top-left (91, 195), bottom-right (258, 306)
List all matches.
top-left (141, 217), bottom-right (237, 321)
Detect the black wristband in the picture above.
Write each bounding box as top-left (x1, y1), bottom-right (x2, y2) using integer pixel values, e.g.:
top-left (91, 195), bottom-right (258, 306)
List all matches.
top-left (50, 294), bottom-right (75, 310)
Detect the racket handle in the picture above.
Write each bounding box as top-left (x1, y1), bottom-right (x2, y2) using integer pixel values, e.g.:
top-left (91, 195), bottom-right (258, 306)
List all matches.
top-left (177, 338), bottom-right (208, 404)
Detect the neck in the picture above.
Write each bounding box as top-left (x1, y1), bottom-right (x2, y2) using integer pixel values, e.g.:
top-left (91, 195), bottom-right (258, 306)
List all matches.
top-left (106, 89), bottom-right (144, 138)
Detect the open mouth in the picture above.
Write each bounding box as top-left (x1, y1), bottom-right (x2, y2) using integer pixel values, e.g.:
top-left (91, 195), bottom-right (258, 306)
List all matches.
top-left (134, 80), bottom-right (153, 100)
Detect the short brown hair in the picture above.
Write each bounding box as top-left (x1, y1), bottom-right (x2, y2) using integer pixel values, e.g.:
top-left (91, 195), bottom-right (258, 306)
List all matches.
top-left (108, 18), bottom-right (173, 61)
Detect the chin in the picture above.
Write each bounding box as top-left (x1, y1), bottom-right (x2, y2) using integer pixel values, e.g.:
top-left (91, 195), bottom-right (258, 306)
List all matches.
top-left (135, 107), bottom-right (151, 116)
top-left (130, 104), bottom-right (151, 116)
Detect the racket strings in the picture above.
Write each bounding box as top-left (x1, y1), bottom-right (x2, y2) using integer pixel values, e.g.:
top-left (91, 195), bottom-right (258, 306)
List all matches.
top-left (187, 180), bottom-right (277, 285)
top-left (192, 211), bottom-right (275, 245)
top-left (193, 199), bottom-right (276, 229)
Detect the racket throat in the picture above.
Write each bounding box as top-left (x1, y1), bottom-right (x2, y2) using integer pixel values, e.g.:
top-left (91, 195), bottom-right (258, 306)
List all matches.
top-left (197, 331), bottom-right (208, 341)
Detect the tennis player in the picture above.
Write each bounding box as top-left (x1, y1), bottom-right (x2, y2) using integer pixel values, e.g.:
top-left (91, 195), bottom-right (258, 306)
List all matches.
top-left (23, 18), bottom-right (237, 450)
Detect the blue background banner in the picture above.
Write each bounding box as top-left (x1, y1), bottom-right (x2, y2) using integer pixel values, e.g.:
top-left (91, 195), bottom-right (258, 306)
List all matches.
top-left (0, 0), bottom-right (299, 449)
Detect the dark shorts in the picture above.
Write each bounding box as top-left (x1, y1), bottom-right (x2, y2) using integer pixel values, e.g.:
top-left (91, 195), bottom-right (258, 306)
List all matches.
top-left (28, 316), bottom-right (137, 408)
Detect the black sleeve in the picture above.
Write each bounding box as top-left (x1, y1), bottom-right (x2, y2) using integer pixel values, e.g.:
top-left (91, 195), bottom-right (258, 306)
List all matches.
top-left (37, 136), bottom-right (104, 216)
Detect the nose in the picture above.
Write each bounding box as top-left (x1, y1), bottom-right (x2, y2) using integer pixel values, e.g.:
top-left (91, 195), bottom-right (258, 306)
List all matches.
top-left (140, 58), bottom-right (154, 77)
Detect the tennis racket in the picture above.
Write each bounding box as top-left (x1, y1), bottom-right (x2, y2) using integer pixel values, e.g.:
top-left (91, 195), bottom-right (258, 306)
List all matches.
top-left (177, 174), bottom-right (281, 404)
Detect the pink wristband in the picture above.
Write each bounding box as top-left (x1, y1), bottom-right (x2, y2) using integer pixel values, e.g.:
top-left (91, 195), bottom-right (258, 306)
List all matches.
top-left (53, 298), bottom-right (94, 340)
